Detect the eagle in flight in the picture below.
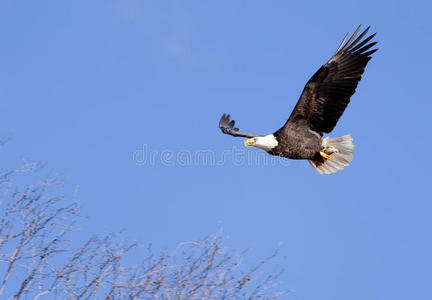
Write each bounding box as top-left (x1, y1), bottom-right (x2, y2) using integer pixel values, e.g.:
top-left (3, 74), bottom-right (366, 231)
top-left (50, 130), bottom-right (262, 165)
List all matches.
top-left (219, 25), bottom-right (378, 174)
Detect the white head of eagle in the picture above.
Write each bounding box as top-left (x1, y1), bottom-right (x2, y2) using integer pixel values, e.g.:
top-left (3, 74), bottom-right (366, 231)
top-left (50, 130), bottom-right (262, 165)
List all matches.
top-left (244, 134), bottom-right (278, 152)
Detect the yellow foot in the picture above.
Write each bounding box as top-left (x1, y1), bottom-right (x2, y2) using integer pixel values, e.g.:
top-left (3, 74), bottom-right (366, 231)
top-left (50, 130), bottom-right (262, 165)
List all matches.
top-left (320, 151), bottom-right (332, 162)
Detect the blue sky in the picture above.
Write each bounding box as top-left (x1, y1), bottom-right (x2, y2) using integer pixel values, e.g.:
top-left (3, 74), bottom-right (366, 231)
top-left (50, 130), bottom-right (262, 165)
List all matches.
top-left (1, 0), bottom-right (431, 299)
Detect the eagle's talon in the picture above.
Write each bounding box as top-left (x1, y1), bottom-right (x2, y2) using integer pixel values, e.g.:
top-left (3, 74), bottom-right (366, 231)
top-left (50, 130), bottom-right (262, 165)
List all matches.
top-left (320, 151), bottom-right (332, 161)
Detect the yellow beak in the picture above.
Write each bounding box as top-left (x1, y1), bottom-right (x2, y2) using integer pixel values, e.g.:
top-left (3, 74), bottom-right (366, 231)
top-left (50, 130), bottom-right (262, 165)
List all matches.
top-left (244, 139), bottom-right (255, 146)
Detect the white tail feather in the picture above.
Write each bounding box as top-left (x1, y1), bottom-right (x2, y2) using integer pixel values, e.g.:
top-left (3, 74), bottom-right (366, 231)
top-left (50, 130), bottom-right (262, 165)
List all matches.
top-left (309, 134), bottom-right (354, 174)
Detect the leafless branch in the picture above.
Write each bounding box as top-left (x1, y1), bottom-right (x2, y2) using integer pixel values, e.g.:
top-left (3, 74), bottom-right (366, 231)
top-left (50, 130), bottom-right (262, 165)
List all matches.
top-left (0, 157), bottom-right (289, 299)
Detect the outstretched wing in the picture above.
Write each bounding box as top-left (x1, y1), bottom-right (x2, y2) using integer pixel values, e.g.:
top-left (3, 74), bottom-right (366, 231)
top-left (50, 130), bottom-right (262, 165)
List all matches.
top-left (219, 114), bottom-right (262, 138)
top-left (284, 25), bottom-right (378, 134)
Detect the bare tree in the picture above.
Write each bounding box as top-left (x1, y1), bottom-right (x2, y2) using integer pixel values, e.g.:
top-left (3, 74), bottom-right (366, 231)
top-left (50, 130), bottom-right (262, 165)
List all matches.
top-left (0, 156), bottom-right (289, 299)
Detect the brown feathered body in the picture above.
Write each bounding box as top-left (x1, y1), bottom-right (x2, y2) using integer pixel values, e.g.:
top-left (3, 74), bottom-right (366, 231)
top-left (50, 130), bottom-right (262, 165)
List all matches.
top-left (270, 121), bottom-right (323, 161)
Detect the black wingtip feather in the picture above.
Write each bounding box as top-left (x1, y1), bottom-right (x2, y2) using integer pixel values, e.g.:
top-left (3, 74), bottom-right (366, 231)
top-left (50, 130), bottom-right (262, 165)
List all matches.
top-left (350, 33), bottom-right (376, 52)
top-left (363, 49), bottom-right (378, 57)
top-left (345, 26), bottom-right (370, 51)
top-left (355, 41), bottom-right (378, 55)
top-left (341, 25), bottom-right (362, 51)
top-left (335, 33), bottom-right (349, 53)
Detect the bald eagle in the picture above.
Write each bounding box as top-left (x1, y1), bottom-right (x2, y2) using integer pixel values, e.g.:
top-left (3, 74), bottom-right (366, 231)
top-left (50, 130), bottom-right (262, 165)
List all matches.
top-left (219, 25), bottom-right (377, 174)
